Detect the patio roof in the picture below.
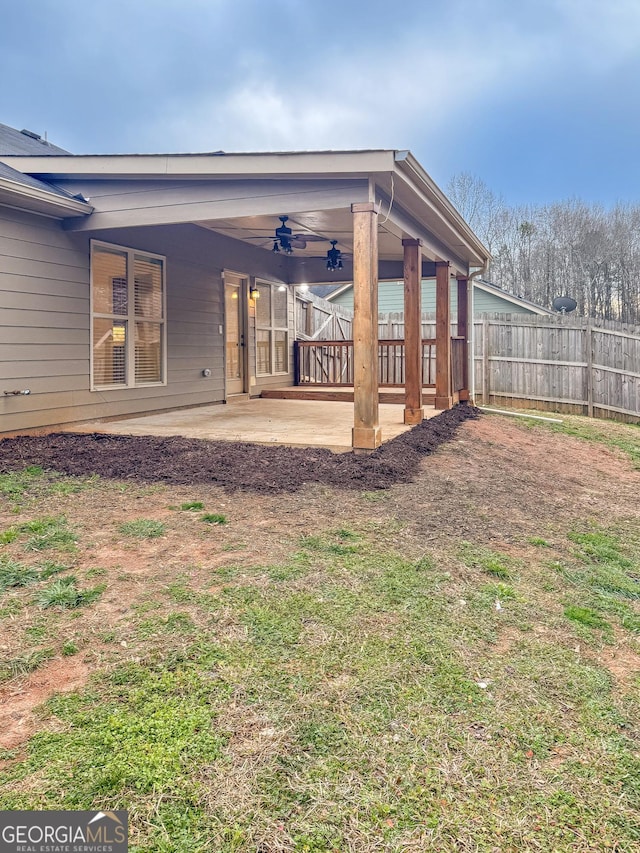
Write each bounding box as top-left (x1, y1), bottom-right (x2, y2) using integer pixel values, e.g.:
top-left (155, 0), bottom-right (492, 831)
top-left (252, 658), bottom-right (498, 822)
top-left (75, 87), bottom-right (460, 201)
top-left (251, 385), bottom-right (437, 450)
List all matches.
top-left (1, 149), bottom-right (490, 277)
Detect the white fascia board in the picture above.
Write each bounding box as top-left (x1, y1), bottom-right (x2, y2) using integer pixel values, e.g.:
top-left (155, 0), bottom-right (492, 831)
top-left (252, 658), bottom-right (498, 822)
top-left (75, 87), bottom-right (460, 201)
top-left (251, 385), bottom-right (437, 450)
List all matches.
top-left (0, 150), bottom-right (397, 181)
top-left (324, 282), bottom-right (354, 301)
top-left (393, 151), bottom-right (491, 265)
top-left (0, 177), bottom-right (94, 218)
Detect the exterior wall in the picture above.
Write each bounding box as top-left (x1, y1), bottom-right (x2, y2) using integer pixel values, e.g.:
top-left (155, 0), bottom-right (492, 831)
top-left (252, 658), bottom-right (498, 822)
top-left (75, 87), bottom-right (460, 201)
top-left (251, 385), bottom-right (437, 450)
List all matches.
top-left (0, 214), bottom-right (294, 433)
top-left (0, 206), bottom-right (92, 432)
top-left (330, 280), bottom-right (540, 315)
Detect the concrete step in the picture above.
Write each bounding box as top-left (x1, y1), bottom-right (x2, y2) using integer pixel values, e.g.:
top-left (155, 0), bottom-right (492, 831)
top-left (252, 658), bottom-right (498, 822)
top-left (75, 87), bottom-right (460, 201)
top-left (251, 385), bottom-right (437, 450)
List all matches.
top-left (261, 387), bottom-right (436, 405)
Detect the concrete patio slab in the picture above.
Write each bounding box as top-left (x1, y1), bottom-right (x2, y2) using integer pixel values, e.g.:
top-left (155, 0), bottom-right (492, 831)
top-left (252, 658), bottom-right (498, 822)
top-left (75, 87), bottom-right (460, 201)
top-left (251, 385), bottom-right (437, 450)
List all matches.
top-left (65, 398), bottom-right (438, 452)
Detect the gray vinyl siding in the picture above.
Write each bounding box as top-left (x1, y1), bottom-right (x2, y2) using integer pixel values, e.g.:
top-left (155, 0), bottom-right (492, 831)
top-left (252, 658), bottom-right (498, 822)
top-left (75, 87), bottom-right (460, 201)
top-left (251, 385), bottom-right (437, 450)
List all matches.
top-left (1, 213), bottom-right (294, 433)
top-left (0, 206), bottom-right (90, 431)
top-left (330, 280), bottom-right (540, 315)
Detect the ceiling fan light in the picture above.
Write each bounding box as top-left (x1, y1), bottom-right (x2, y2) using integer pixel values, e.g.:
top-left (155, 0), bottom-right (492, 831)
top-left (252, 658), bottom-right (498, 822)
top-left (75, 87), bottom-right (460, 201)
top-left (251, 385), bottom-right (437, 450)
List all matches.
top-left (326, 239), bottom-right (343, 272)
top-left (272, 241), bottom-right (280, 253)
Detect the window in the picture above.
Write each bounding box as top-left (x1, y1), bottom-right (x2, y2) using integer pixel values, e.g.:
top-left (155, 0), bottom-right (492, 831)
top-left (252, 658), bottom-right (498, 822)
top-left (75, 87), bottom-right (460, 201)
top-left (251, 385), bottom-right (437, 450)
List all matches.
top-left (91, 241), bottom-right (166, 389)
top-left (255, 283), bottom-right (289, 375)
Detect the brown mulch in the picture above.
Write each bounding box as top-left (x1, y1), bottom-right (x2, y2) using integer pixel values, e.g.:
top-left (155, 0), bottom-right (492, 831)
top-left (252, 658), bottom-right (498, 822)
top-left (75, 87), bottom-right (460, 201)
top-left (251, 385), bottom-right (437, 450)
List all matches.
top-left (0, 405), bottom-right (479, 493)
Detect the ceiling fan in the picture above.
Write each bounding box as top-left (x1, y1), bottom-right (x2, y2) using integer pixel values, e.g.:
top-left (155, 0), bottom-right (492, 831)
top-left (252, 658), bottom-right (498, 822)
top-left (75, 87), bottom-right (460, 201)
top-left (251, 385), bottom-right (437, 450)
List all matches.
top-left (271, 216), bottom-right (326, 252)
top-left (237, 216), bottom-right (327, 252)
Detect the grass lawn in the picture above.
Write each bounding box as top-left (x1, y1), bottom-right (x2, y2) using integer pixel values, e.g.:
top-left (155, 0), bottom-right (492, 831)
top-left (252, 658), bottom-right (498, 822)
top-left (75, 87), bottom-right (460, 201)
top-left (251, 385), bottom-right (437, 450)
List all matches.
top-left (0, 413), bottom-right (639, 852)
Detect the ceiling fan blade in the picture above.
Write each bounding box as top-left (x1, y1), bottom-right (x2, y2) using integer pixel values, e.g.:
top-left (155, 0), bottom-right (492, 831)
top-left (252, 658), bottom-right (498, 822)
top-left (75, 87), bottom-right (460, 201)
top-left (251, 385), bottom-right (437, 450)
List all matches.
top-left (293, 234), bottom-right (325, 242)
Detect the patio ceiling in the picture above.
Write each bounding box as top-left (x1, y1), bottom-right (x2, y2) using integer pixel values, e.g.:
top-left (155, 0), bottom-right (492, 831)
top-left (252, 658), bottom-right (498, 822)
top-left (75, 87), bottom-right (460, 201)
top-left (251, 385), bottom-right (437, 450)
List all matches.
top-left (198, 208), bottom-right (403, 263)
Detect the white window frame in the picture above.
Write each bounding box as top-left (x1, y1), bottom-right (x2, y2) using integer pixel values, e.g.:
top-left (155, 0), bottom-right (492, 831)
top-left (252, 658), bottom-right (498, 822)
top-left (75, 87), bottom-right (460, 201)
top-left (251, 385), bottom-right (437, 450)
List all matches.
top-left (254, 281), bottom-right (289, 376)
top-left (90, 239), bottom-right (167, 391)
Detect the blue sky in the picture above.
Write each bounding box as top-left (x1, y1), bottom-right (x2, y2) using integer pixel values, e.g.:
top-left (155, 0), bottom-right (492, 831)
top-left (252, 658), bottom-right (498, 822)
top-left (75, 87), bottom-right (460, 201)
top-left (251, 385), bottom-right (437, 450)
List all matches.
top-left (2, 0), bottom-right (640, 205)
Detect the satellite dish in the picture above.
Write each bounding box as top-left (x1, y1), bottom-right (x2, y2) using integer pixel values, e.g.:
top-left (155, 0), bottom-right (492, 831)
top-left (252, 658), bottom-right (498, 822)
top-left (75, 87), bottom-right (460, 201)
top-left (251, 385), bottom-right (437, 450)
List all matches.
top-left (552, 296), bottom-right (577, 314)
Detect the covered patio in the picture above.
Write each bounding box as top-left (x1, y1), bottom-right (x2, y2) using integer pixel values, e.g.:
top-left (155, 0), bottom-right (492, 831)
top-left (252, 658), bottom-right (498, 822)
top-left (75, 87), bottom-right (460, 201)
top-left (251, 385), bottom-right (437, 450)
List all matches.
top-left (64, 397), bottom-right (439, 453)
top-left (6, 148), bottom-right (490, 447)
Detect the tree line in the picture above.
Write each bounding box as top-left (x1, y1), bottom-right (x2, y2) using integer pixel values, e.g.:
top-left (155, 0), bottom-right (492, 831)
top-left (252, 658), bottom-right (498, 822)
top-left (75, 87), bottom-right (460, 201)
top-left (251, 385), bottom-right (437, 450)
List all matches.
top-left (447, 173), bottom-right (640, 324)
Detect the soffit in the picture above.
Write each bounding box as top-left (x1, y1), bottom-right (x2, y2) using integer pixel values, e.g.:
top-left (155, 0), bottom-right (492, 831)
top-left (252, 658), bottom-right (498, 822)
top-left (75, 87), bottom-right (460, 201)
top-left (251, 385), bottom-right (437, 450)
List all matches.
top-left (198, 209), bottom-right (402, 262)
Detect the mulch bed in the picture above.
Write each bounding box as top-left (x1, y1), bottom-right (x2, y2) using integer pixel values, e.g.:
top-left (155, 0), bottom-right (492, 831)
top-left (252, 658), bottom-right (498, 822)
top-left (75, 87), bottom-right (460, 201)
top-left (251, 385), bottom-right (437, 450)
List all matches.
top-left (0, 405), bottom-right (479, 493)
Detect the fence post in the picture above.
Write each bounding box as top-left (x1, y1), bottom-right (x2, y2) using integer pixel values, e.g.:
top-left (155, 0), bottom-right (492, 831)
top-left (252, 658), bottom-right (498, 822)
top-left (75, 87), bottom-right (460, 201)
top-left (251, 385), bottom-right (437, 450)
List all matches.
top-left (482, 315), bottom-right (490, 405)
top-left (586, 321), bottom-right (594, 417)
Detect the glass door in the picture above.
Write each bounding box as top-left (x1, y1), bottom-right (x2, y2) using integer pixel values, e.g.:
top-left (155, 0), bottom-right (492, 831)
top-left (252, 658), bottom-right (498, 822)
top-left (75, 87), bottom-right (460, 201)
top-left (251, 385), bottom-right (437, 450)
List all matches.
top-left (224, 274), bottom-right (247, 396)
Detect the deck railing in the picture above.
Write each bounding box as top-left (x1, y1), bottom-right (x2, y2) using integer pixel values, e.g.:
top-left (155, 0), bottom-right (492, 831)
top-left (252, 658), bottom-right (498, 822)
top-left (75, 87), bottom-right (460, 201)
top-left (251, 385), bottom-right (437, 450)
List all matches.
top-left (295, 339), bottom-right (459, 387)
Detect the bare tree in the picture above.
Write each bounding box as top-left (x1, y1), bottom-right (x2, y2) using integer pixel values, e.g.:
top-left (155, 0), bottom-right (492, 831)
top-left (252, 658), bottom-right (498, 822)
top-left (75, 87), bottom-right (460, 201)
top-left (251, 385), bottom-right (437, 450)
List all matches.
top-left (446, 172), bottom-right (505, 257)
top-left (447, 173), bottom-right (640, 322)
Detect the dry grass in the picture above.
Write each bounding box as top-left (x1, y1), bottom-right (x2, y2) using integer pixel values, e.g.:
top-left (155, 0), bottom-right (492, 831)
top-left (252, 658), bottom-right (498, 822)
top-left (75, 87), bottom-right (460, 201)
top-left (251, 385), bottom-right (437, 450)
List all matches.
top-left (0, 413), bottom-right (639, 852)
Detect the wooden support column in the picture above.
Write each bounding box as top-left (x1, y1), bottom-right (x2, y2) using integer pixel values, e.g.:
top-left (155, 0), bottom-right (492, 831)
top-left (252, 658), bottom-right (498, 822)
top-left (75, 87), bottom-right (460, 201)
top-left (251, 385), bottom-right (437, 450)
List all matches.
top-left (435, 261), bottom-right (453, 410)
top-left (457, 276), bottom-right (470, 402)
top-left (351, 202), bottom-right (381, 450)
top-left (403, 239), bottom-right (423, 424)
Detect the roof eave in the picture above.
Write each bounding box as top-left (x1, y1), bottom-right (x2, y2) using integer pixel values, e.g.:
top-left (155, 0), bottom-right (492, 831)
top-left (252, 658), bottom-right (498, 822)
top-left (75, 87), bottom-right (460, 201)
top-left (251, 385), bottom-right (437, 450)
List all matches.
top-left (394, 151), bottom-right (491, 266)
top-left (0, 150), bottom-right (398, 181)
top-left (0, 177), bottom-right (94, 218)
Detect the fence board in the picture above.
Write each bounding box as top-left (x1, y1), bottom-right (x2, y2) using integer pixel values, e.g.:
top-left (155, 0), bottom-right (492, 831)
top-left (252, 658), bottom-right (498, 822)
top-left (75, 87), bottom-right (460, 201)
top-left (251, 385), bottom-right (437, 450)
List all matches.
top-left (294, 301), bottom-right (639, 422)
top-left (473, 314), bottom-right (640, 421)
top-left (295, 291), bottom-right (353, 340)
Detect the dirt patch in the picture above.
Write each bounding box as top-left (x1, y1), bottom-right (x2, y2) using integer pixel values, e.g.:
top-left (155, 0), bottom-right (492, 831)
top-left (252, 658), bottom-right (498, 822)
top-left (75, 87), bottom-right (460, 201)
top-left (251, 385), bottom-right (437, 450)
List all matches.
top-left (594, 643), bottom-right (640, 689)
top-left (0, 656), bottom-right (89, 753)
top-left (379, 413), bottom-right (639, 552)
top-left (0, 406), bottom-right (478, 493)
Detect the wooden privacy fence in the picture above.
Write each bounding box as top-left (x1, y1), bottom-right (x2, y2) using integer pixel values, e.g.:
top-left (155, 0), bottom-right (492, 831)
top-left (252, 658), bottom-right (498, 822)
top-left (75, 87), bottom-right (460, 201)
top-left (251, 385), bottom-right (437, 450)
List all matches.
top-left (293, 301), bottom-right (640, 421)
top-left (295, 338), bottom-right (467, 392)
top-left (294, 291), bottom-right (353, 340)
top-left (475, 314), bottom-right (640, 421)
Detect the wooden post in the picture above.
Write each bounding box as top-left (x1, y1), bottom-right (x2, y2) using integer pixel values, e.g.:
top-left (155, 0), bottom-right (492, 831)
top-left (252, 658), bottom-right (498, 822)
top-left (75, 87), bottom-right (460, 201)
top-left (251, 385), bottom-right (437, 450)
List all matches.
top-left (457, 276), bottom-right (469, 401)
top-left (482, 315), bottom-right (490, 405)
top-left (435, 261), bottom-right (453, 409)
top-left (586, 321), bottom-right (594, 417)
top-left (351, 202), bottom-right (381, 450)
top-left (403, 239), bottom-right (423, 424)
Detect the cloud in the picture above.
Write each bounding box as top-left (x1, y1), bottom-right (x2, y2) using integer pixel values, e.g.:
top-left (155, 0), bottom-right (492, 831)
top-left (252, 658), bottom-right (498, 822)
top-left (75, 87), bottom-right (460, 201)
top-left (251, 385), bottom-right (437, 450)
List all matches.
top-left (147, 0), bottom-right (640, 155)
top-left (153, 23), bottom-right (544, 153)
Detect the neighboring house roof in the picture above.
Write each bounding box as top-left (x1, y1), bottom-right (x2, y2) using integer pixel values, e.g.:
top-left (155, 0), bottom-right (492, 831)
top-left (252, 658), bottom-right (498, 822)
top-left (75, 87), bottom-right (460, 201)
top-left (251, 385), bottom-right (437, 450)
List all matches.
top-left (308, 284), bottom-right (343, 299)
top-left (0, 122), bottom-right (70, 155)
top-left (474, 280), bottom-right (552, 315)
top-left (324, 278), bottom-right (551, 315)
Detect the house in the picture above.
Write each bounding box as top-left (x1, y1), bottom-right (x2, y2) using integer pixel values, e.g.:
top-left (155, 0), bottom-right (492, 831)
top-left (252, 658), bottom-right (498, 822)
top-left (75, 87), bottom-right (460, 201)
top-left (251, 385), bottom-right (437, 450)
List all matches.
top-left (0, 123), bottom-right (490, 449)
top-left (313, 279), bottom-right (551, 315)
